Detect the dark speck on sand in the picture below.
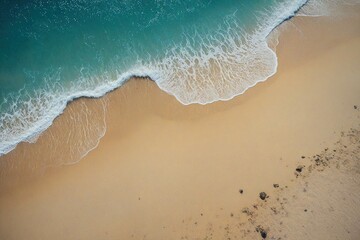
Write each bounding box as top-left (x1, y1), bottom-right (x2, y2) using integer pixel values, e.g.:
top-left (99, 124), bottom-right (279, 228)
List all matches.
top-left (259, 192), bottom-right (267, 200)
top-left (296, 165), bottom-right (304, 173)
top-left (256, 226), bottom-right (267, 239)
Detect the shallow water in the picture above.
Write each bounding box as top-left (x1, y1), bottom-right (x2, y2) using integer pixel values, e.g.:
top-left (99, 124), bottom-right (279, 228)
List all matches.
top-left (1, 0), bottom-right (358, 156)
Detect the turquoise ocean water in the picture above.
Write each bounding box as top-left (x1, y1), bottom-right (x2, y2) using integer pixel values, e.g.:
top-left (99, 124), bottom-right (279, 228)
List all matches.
top-left (0, 0), bottom-right (311, 155)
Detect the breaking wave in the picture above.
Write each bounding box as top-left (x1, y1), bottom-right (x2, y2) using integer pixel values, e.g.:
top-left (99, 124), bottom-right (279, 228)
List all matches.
top-left (1, 0), bottom-right (357, 158)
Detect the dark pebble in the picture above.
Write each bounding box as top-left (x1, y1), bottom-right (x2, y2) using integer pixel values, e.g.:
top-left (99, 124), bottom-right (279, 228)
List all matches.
top-left (296, 165), bottom-right (304, 173)
top-left (273, 184), bottom-right (279, 188)
top-left (304, 209), bottom-right (308, 212)
top-left (239, 189), bottom-right (244, 194)
top-left (354, 105), bottom-right (358, 110)
top-left (256, 226), bottom-right (267, 238)
top-left (260, 230), bottom-right (267, 239)
top-left (301, 156), bottom-right (305, 159)
top-left (259, 192), bottom-right (267, 200)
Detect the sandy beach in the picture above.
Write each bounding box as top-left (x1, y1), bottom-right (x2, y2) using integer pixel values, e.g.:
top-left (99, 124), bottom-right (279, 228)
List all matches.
top-left (0, 6), bottom-right (360, 240)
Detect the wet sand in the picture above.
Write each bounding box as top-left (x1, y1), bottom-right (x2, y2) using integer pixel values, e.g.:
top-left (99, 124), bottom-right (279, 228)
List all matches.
top-left (0, 8), bottom-right (360, 240)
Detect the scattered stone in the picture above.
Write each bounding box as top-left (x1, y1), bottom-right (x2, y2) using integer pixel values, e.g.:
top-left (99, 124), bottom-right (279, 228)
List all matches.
top-left (256, 226), bottom-right (267, 239)
top-left (230, 213), bottom-right (234, 217)
top-left (241, 207), bottom-right (253, 216)
top-left (239, 189), bottom-right (244, 194)
top-left (261, 230), bottom-right (267, 239)
top-left (270, 207), bottom-right (278, 214)
top-left (296, 165), bottom-right (304, 173)
top-left (354, 105), bottom-right (358, 110)
top-left (304, 209), bottom-right (308, 212)
top-left (273, 184), bottom-right (279, 188)
top-left (259, 192), bottom-right (267, 200)
top-left (301, 156), bottom-right (306, 159)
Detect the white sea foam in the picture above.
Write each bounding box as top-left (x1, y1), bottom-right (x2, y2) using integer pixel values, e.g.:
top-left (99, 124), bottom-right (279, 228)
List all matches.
top-left (298, 0), bottom-right (360, 16)
top-left (152, 1), bottom-right (308, 105)
top-left (0, 66), bottom-right (156, 157)
top-left (0, 0), bottom-right (355, 159)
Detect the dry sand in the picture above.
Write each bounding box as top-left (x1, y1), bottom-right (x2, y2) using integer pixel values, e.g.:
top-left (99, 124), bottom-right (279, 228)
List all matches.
top-left (0, 8), bottom-right (360, 240)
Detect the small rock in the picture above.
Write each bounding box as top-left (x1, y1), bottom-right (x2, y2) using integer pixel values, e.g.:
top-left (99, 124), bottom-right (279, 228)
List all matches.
top-left (296, 165), bottom-right (304, 173)
top-left (260, 230), bottom-right (267, 239)
top-left (239, 189), bottom-right (244, 194)
top-left (273, 184), bottom-right (279, 188)
top-left (256, 226), bottom-right (267, 239)
top-left (259, 192), bottom-right (267, 200)
top-left (230, 213), bottom-right (234, 217)
top-left (301, 156), bottom-right (306, 159)
top-left (304, 209), bottom-right (308, 212)
top-left (354, 105), bottom-right (358, 110)
top-left (242, 207), bottom-right (253, 216)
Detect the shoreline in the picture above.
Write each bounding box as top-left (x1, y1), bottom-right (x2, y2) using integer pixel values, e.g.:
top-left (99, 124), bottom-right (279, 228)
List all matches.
top-left (0, 0), bottom-right (310, 156)
top-left (1, 6), bottom-right (360, 240)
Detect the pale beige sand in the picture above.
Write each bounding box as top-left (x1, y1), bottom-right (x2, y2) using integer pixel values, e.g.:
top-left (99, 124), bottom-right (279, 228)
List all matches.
top-left (0, 9), bottom-right (360, 240)
top-left (233, 123), bottom-right (360, 240)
